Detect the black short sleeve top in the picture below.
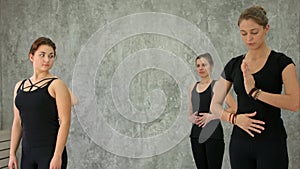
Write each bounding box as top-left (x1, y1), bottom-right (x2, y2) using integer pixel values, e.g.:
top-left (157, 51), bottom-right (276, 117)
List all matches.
top-left (221, 50), bottom-right (294, 140)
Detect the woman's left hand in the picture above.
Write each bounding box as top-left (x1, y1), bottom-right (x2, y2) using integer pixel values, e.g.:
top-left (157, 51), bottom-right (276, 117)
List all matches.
top-left (198, 113), bottom-right (217, 127)
top-left (241, 60), bottom-right (255, 94)
top-left (49, 156), bottom-right (62, 169)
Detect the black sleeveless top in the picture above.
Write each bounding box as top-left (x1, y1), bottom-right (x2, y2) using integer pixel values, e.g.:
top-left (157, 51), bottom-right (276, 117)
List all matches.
top-left (190, 80), bottom-right (224, 141)
top-left (15, 78), bottom-right (59, 148)
top-left (222, 50), bottom-right (294, 140)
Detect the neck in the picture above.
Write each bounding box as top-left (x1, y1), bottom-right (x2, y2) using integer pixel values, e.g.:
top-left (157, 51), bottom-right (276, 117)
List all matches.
top-left (31, 71), bottom-right (52, 81)
top-left (246, 43), bottom-right (270, 60)
top-left (200, 77), bottom-right (211, 84)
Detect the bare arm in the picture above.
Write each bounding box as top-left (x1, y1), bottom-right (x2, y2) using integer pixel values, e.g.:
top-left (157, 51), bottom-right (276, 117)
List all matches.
top-left (68, 88), bottom-right (78, 106)
top-left (256, 64), bottom-right (299, 112)
top-left (210, 78), bottom-right (233, 121)
top-left (49, 79), bottom-right (71, 168)
top-left (8, 82), bottom-right (23, 169)
top-left (198, 79), bottom-right (233, 127)
top-left (299, 84), bottom-right (300, 110)
top-left (187, 83), bottom-right (201, 125)
top-left (210, 78), bottom-right (265, 137)
top-left (224, 91), bottom-right (237, 114)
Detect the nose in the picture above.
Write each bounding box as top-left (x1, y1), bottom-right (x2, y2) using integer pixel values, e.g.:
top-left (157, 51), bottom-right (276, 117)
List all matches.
top-left (44, 55), bottom-right (51, 62)
top-left (246, 34), bottom-right (253, 42)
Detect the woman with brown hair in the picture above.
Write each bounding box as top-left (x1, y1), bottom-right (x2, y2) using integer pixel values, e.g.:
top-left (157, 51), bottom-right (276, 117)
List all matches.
top-left (209, 5), bottom-right (299, 169)
top-left (8, 37), bottom-right (72, 169)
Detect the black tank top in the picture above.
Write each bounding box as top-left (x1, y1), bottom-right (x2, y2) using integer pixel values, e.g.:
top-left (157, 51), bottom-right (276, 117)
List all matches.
top-left (15, 78), bottom-right (59, 148)
top-left (190, 80), bottom-right (224, 140)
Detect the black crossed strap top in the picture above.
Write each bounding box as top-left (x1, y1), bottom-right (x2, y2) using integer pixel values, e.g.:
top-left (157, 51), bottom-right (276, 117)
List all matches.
top-left (15, 78), bottom-right (59, 148)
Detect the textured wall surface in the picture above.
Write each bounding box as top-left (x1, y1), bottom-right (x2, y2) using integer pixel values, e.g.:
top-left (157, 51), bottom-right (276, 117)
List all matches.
top-left (1, 0), bottom-right (299, 169)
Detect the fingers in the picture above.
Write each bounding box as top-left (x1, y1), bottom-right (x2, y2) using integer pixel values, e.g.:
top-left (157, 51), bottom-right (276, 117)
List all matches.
top-left (198, 113), bottom-right (205, 116)
top-left (245, 129), bottom-right (254, 137)
top-left (241, 60), bottom-right (247, 73)
top-left (243, 125), bottom-right (261, 137)
top-left (246, 111), bottom-right (257, 117)
top-left (197, 116), bottom-right (205, 126)
top-left (195, 119), bottom-right (201, 126)
top-left (198, 114), bottom-right (210, 127)
top-left (252, 119), bottom-right (265, 125)
top-left (241, 60), bottom-right (255, 93)
top-left (249, 125), bottom-right (263, 133)
top-left (236, 113), bottom-right (265, 137)
top-left (8, 160), bottom-right (18, 169)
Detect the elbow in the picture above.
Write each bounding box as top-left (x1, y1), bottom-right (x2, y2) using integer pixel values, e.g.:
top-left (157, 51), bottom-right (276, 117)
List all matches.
top-left (287, 103), bottom-right (299, 112)
top-left (285, 96), bottom-right (299, 112)
top-left (293, 104), bottom-right (300, 112)
top-left (210, 102), bottom-right (217, 114)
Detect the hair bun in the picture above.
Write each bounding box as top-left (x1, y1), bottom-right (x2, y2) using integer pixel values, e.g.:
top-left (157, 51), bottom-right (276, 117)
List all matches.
top-left (255, 5), bottom-right (267, 16)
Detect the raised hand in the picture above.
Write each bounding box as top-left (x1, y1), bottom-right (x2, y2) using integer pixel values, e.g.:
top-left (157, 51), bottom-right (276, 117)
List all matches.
top-left (241, 60), bottom-right (255, 94)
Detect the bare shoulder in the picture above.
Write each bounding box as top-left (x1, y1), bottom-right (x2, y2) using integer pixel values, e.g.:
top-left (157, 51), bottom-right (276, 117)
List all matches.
top-left (14, 80), bottom-right (23, 87)
top-left (189, 82), bottom-right (196, 92)
top-left (13, 80), bottom-right (24, 92)
top-left (49, 78), bottom-right (69, 96)
top-left (49, 77), bottom-right (67, 87)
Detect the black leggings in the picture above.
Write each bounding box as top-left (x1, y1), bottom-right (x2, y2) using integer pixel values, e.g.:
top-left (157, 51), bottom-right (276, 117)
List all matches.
top-left (230, 138), bottom-right (288, 169)
top-left (190, 138), bottom-right (224, 169)
top-left (21, 146), bottom-right (67, 169)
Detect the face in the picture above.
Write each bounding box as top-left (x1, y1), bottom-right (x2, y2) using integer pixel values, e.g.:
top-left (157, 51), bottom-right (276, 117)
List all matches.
top-left (29, 45), bottom-right (56, 72)
top-left (239, 19), bottom-right (269, 50)
top-left (196, 57), bottom-right (212, 78)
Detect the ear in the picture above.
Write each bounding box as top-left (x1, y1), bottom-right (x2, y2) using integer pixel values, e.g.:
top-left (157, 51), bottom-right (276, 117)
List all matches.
top-left (265, 24), bottom-right (270, 34)
top-left (29, 53), bottom-right (34, 62)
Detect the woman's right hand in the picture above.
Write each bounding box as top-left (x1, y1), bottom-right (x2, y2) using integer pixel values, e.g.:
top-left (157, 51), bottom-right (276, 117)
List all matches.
top-left (188, 112), bottom-right (201, 125)
top-left (8, 155), bottom-right (18, 169)
top-left (235, 112), bottom-right (265, 137)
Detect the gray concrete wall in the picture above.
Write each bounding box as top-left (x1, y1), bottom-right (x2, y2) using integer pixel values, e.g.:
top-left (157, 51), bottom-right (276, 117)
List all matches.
top-left (1, 0), bottom-right (299, 168)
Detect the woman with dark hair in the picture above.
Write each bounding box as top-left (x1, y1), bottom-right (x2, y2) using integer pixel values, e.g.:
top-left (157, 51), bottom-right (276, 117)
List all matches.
top-left (188, 53), bottom-right (236, 169)
top-left (8, 37), bottom-right (72, 169)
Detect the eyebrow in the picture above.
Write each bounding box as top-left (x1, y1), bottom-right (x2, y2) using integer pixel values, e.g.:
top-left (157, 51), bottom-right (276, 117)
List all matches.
top-left (38, 51), bottom-right (54, 55)
top-left (240, 28), bottom-right (259, 32)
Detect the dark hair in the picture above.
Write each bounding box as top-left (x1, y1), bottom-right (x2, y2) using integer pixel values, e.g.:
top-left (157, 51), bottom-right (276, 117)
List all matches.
top-left (238, 5), bottom-right (268, 28)
top-left (29, 37), bottom-right (56, 57)
top-left (195, 53), bottom-right (214, 66)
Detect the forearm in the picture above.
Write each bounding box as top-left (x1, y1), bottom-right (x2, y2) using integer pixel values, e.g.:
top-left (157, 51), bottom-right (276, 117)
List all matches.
top-left (9, 123), bottom-right (22, 156)
top-left (256, 90), bottom-right (299, 112)
top-left (211, 101), bottom-right (236, 124)
top-left (225, 107), bottom-right (237, 114)
top-left (211, 102), bottom-right (228, 120)
top-left (53, 120), bottom-right (70, 158)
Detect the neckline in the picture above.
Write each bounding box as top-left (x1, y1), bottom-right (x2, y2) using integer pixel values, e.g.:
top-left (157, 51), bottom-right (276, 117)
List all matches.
top-left (195, 80), bottom-right (214, 94)
top-left (21, 77), bottom-right (57, 93)
top-left (242, 50), bottom-right (272, 75)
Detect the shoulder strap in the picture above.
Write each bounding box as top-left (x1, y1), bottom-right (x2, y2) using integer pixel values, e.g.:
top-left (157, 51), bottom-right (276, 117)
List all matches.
top-left (193, 81), bottom-right (199, 91)
top-left (23, 77), bottom-right (58, 91)
top-left (41, 77), bottom-right (58, 88)
top-left (211, 80), bottom-right (216, 87)
top-left (16, 79), bottom-right (27, 93)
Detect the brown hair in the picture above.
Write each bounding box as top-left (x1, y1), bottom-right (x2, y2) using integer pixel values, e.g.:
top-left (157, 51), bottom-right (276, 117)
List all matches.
top-left (195, 53), bottom-right (214, 66)
top-left (238, 5), bottom-right (268, 28)
top-left (29, 37), bottom-right (56, 57)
